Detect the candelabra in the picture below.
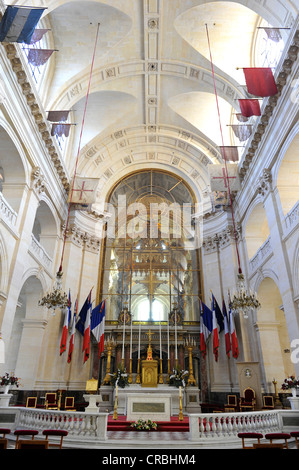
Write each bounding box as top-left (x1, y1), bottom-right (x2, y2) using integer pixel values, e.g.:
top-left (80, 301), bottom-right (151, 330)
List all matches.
top-left (230, 273), bottom-right (261, 319)
top-left (135, 358), bottom-right (141, 384)
top-left (158, 358), bottom-right (164, 384)
top-left (185, 337), bottom-right (196, 386)
top-left (102, 336), bottom-right (116, 385)
top-left (38, 270), bottom-right (69, 314)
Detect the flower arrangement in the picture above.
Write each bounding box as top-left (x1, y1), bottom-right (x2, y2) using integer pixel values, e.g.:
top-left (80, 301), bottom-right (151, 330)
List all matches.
top-left (281, 376), bottom-right (299, 390)
top-left (1, 372), bottom-right (21, 387)
top-left (109, 366), bottom-right (129, 388)
top-left (130, 419), bottom-right (157, 431)
top-left (169, 367), bottom-right (189, 388)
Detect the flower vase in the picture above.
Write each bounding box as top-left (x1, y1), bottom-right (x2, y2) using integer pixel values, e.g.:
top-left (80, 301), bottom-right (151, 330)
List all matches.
top-left (291, 388), bottom-right (297, 397)
top-left (4, 384), bottom-right (10, 394)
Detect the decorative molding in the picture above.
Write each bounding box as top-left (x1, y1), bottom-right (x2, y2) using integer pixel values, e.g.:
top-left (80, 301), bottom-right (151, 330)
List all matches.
top-left (31, 167), bottom-right (46, 195)
top-left (255, 168), bottom-right (272, 199)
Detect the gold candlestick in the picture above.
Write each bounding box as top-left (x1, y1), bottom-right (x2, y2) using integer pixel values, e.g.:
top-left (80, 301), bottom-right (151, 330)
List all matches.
top-left (113, 386), bottom-right (118, 420)
top-left (187, 345), bottom-right (196, 386)
top-left (103, 338), bottom-right (114, 385)
top-left (159, 358), bottom-right (164, 384)
top-left (272, 378), bottom-right (281, 407)
top-left (166, 359), bottom-right (170, 383)
top-left (128, 358), bottom-right (133, 384)
top-left (178, 386), bottom-right (184, 421)
top-left (136, 358), bottom-right (141, 384)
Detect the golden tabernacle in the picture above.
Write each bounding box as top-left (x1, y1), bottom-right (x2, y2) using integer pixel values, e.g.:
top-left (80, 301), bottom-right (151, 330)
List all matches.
top-left (142, 330), bottom-right (158, 387)
top-left (85, 377), bottom-right (98, 394)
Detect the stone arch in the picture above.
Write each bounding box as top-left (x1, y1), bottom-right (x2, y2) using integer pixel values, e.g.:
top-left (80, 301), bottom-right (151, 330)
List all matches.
top-left (32, 196), bottom-right (60, 261)
top-left (256, 276), bottom-right (295, 389)
top-left (5, 274), bottom-right (47, 386)
top-left (0, 122), bottom-right (29, 214)
top-left (275, 130), bottom-right (299, 216)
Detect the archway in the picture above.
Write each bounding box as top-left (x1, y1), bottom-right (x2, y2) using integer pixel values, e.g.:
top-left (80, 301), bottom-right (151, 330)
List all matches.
top-left (245, 202), bottom-right (270, 260)
top-left (276, 132), bottom-right (299, 216)
top-left (257, 277), bottom-right (295, 390)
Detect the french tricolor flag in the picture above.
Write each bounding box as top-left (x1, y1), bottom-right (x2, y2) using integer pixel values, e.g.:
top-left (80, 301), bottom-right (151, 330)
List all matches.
top-left (200, 300), bottom-right (212, 359)
top-left (91, 300), bottom-right (106, 358)
top-left (82, 292), bottom-right (92, 363)
top-left (211, 295), bottom-right (219, 361)
top-left (229, 293), bottom-right (239, 359)
top-left (60, 290), bottom-right (71, 355)
top-left (222, 299), bottom-right (231, 357)
top-left (67, 298), bottom-right (78, 364)
top-left (0, 6), bottom-right (46, 44)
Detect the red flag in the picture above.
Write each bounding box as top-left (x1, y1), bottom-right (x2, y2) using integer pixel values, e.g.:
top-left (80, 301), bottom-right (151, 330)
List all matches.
top-left (238, 99), bottom-right (261, 117)
top-left (229, 294), bottom-right (239, 359)
top-left (222, 300), bottom-right (231, 358)
top-left (243, 67), bottom-right (278, 97)
top-left (83, 292), bottom-right (92, 363)
top-left (67, 298), bottom-right (78, 363)
top-left (212, 297), bottom-right (219, 361)
top-left (219, 146), bottom-right (239, 162)
top-left (27, 48), bottom-right (54, 67)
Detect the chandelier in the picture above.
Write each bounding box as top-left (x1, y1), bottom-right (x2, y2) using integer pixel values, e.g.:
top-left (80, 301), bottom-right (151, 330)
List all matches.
top-left (38, 270), bottom-right (69, 314)
top-left (230, 273), bottom-right (261, 319)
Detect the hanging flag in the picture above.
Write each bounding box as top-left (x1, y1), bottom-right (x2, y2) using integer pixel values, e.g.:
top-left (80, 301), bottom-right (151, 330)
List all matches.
top-left (238, 99), bottom-right (261, 117)
top-left (231, 124), bottom-right (253, 142)
top-left (228, 293), bottom-right (239, 359)
top-left (0, 6), bottom-right (46, 44)
top-left (27, 48), bottom-right (55, 67)
top-left (219, 146), bottom-right (239, 162)
top-left (235, 113), bottom-right (249, 123)
top-left (82, 292), bottom-right (92, 363)
top-left (68, 176), bottom-right (100, 205)
top-left (211, 297), bottom-right (219, 362)
top-left (91, 300), bottom-right (106, 358)
top-left (243, 67), bottom-right (278, 97)
top-left (30, 28), bottom-right (50, 44)
top-left (67, 298), bottom-right (78, 363)
top-left (209, 164), bottom-right (240, 192)
top-left (261, 27), bottom-right (282, 43)
top-left (76, 292), bottom-right (92, 336)
top-left (222, 300), bottom-right (231, 358)
top-left (212, 294), bottom-right (224, 332)
top-left (200, 300), bottom-right (212, 359)
top-left (60, 290), bottom-right (71, 355)
top-left (51, 123), bottom-right (73, 138)
top-left (47, 110), bottom-right (70, 122)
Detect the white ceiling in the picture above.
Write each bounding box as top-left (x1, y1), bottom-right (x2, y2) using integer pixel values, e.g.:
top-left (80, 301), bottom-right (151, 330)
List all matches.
top-left (36, 0), bottom-right (295, 206)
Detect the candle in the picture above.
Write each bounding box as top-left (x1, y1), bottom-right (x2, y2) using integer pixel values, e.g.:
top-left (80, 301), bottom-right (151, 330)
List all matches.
top-left (160, 314), bottom-right (162, 359)
top-left (138, 321), bottom-right (141, 360)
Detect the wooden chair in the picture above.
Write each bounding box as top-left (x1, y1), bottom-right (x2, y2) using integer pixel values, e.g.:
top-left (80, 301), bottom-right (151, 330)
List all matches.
top-left (26, 396), bottom-right (37, 408)
top-left (18, 439), bottom-right (48, 449)
top-left (238, 432), bottom-right (263, 449)
top-left (0, 438), bottom-right (8, 449)
top-left (224, 394), bottom-right (238, 412)
top-left (239, 387), bottom-right (256, 411)
top-left (0, 428), bottom-right (11, 438)
top-left (42, 429), bottom-right (68, 448)
top-left (262, 395), bottom-right (274, 410)
top-left (290, 431), bottom-right (299, 449)
top-left (14, 429), bottom-right (39, 449)
top-left (253, 443), bottom-right (283, 449)
top-left (265, 432), bottom-right (291, 449)
top-left (64, 396), bottom-right (76, 411)
top-left (45, 392), bottom-right (58, 410)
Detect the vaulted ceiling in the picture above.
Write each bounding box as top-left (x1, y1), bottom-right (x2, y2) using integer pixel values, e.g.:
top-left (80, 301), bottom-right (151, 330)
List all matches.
top-left (35, 0), bottom-right (295, 210)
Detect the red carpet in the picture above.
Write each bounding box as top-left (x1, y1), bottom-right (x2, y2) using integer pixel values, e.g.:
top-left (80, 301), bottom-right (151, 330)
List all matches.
top-left (107, 416), bottom-right (189, 432)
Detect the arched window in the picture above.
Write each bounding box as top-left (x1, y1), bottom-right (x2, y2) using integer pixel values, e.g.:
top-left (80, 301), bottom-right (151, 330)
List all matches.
top-left (99, 170), bottom-right (202, 324)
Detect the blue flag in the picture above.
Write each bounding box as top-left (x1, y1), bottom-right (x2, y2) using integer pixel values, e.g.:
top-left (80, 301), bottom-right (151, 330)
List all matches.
top-left (0, 6), bottom-right (46, 44)
top-left (75, 293), bottom-right (91, 336)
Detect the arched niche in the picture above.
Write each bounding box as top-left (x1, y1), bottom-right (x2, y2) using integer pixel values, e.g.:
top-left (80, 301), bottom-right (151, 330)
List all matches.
top-left (245, 202), bottom-right (270, 259)
top-left (5, 276), bottom-right (45, 380)
top-left (0, 125), bottom-right (26, 213)
top-left (276, 132), bottom-right (299, 216)
top-left (32, 200), bottom-right (58, 259)
top-left (256, 277), bottom-right (295, 388)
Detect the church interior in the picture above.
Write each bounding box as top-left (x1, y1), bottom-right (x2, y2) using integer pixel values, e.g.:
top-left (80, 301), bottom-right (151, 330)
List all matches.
top-left (0, 0), bottom-right (299, 451)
